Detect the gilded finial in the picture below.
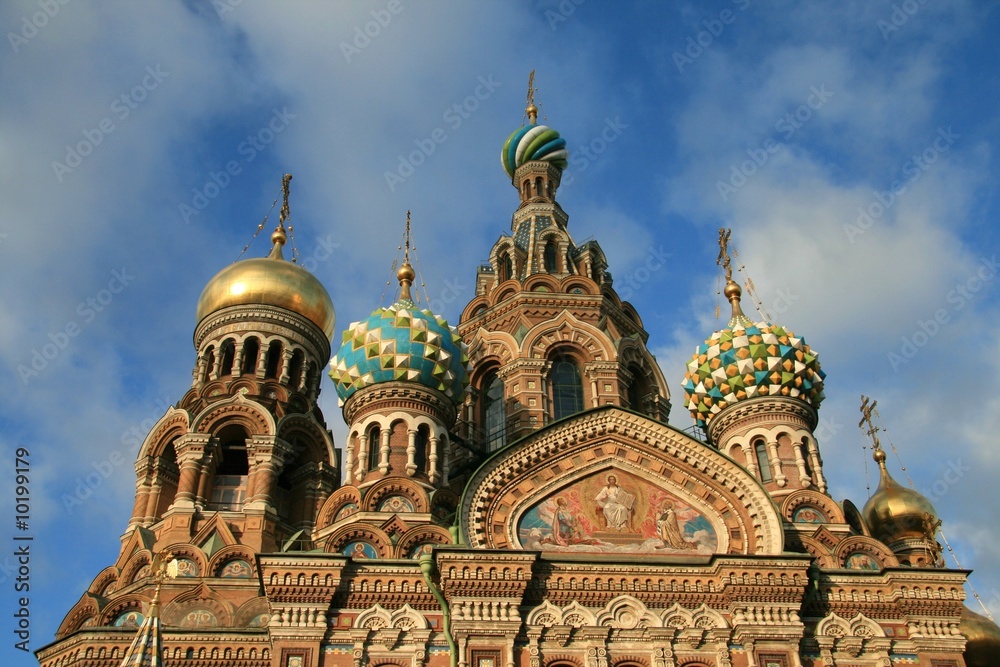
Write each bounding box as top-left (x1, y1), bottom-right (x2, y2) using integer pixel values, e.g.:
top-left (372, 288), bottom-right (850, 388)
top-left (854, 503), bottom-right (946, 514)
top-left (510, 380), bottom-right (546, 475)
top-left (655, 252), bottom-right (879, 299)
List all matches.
top-left (397, 210), bottom-right (415, 301)
top-left (269, 174), bottom-right (292, 259)
top-left (148, 551), bottom-right (177, 619)
top-left (525, 70), bottom-right (538, 124)
top-left (859, 395), bottom-right (891, 477)
top-left (717, 228), bottom-right (752, 327)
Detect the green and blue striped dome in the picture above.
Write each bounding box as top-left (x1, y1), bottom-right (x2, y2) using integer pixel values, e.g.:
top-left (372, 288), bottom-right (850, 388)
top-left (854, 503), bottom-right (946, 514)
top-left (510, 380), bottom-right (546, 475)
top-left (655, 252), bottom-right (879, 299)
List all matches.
top-left (501, 123), bottom-right (568, 177)
top-left (328, 299), bottom-right (471, 406)
top-left (682, 320), bottom-right (825, 429)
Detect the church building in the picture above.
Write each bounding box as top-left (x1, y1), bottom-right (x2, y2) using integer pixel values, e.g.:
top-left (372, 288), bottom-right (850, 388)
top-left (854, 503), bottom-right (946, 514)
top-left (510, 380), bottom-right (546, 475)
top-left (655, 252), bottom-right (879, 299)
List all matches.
top-left (38, 82), bottom-right (999, 667)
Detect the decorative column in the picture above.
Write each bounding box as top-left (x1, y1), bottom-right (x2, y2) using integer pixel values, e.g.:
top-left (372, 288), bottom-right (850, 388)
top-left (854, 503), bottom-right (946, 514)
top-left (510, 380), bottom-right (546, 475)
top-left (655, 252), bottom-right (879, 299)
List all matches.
top-left (279, 348), bottom-right (294, 383)
top-left (378, 427), bottom-right (391, 474)
top-left (245, 435), bottom-right (295, 510)
top-left (171, 434), bottom-right (211, 509)
top-left (767, 440), bottom-right (787, 487)
top-left (356, 432), bottom-right (368, 482)
top-left (793, 442), bottom-right (811, 487)
top-left (406, 428), bottom-right (417, 475)
top-left (740, 442), bottom-right (759, 478)
top-left (343, 435), bottom-right (356, 485)
top-left (807, 440), bottom-right (827, 492)
top-left (428, 434), bottom-right (440, 483)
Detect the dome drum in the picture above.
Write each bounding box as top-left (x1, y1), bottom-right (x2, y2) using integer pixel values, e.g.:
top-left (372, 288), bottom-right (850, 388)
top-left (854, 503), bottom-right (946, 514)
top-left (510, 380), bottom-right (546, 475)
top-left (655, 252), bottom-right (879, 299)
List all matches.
top-left (194, 304), bottom-right (332, 362)
top-left (341, 381), bottom-right (458, 431)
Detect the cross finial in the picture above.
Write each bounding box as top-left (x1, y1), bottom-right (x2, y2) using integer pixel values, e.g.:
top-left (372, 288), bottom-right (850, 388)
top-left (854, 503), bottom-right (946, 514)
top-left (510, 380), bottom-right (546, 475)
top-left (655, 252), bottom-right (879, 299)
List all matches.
top-left (525, 70), bottom-right (538, 124)
top-left (397, 210), bottom-right (415, 302)
top-left (404, 210), bottom-right (411, 263)
top-left (279, 173), bottom-right (292, 227)
top-left (717, 228), bottom-right (733, 282)
top-left (858, 394), bottom-right (884, 455)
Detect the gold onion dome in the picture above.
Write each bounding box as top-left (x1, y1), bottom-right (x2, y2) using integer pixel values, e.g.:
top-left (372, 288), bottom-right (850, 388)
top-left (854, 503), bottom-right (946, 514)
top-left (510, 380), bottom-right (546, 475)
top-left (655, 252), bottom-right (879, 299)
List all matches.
top-left (960, 605), bottom-right (1000, 667)
top-left (862, 449), bottom-right (938, 543)
top-left (681, 278), bottom-right (825, 429)
top-left (195, 226), bottom-right (336, 341)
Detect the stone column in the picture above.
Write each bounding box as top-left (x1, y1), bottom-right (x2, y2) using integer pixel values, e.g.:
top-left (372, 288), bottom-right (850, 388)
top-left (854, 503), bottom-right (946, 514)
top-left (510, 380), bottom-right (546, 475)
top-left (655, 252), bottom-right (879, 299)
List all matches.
top-left (171, 434), bottom-right (211, 509)
top-left (378, 427), bottom-right (391, 474)
top-left (406, 428), bottom-right (417, 475)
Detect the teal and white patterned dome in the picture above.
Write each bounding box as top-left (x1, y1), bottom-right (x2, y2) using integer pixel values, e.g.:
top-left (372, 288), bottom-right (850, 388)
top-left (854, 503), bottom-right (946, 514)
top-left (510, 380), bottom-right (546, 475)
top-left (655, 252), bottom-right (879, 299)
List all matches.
top-left (328, 298), bottom-right (471, 406)
top-left (501, 123), bottom-right (568, 178)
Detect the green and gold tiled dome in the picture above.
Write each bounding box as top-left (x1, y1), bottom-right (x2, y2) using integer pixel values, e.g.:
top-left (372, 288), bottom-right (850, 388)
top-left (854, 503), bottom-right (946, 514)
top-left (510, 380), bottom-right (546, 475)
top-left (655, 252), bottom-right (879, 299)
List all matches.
top-left (682, 279), bottom-right (825, 429)
top-left (328, 263), bottom-right (470, 406)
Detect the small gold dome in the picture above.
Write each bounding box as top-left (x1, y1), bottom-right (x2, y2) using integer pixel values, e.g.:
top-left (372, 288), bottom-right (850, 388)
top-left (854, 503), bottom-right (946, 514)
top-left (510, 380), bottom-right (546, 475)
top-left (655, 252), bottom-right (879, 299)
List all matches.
top-left (196, 241), bottom-right (335, 341)
top-left (961, 605), bottom-right (1000, 667)
top-left (397, 262), bottom-right (415, 284)
top-left (862, 455), bottom-right (937, 543)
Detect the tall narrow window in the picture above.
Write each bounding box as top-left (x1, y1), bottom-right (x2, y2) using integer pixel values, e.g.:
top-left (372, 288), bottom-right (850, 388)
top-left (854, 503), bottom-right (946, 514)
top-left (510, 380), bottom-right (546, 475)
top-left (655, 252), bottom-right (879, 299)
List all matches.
top-left (288, 349), bottom-right (304, 390)
top-left (367, 425), bottom-right (381, 471)
top-left (265, 341), bottom-right (282, 379)
top-left (241, 338), bottom-right (259, 375)
top-left (220, 340), bottom-right (236, 376)
top-left (754, 441), bottom-right (773, 482)
top-left (500, 253), bottom-right (513, 282)
top-left (210, 426), bottom-right (249, 511)
top-left (544, 240), bottom-right (557, 272)
top-left (203, 346), bottom-right (215, 382)
top-left (414, 425), bottom-right (428, 470)
top-left (550, 353), bottom-right (584, 421)
top-left (483, 371), bottom-right (506, 451)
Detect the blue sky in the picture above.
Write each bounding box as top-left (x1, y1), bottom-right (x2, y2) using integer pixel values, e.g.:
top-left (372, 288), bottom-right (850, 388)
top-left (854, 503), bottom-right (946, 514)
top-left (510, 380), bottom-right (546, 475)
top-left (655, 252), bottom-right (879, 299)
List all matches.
top-left (2, 0), bottom-right (1000, 660)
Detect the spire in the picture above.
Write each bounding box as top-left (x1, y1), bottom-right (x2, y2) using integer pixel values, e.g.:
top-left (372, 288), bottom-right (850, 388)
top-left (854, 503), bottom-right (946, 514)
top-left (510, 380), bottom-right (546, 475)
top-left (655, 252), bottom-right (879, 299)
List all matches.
top-left (268, 173), bottom-right (292, 260)
top-left (525, 69), bottom-right (538, 124)
top-left (118, 551), bottom-right (175, 667)
top-left (717, 228), bottom-right (753, 327)
top-left (397, 210), bottom-right (415, 303)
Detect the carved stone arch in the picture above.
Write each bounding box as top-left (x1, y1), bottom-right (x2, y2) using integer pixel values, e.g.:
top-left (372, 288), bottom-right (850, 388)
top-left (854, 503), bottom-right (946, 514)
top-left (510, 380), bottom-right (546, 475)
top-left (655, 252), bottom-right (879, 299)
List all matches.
top-left (161, 585), bottom-right (234, 627)
top-left (526, 600), bottom-right (563, 627)
top-left (466, 329), bottom-right (518, 368)
top-left (524, 273), bottom-right (561, 293)
top-left (617, 336), bottom-right (670, 407)
top-left (87, 566), bottom-right (120, 597)
top-left (227, 377), bottom-right (259, 397)
top-left (460, 294), bottom-right (491, 322)
top-left (362, 476), bottom-right (429, 513)
top-left (460, 407), bottom-right (783, 555)
top-left (317, 486), bottom-right (363, 529)
top-left (595, 595), bottom-right (660, 629)
top-left (137, 407), bottom-right (191, 459)
top-left (619, 302), bottom-right (643, 328)
top-left (394, 524), bottom-right (452, 559)
top-left (323, 524), bottom-right (392, 558)
top-left (98, 594), bottom-right (148, 626)
top-left (601, 283), bottom-right (622, 306)
top-left (786, 534), bottom-right (837, 568)
top-left (781, 489), bottom-right (846, 524)
top-left (816, 612), bottom-right (852, 638)
top-left (690, 603), bottom-right (728, 629)
top-left (543, 655), bottom-right (584, 667)
top-left (560, 275), bottom-right (598, 295)
top-left (206, 545), bottom-right (257, 578)
top-left (57, 595), bottom-right (102, 637)
top-left (847, 611), bottom-right (886, 638)
top-left (834, 535), bottom-right (900, 570)
top-left (354, 603), bottom-right (393, 630)
top-left (561, 600), bottom-right (596, 628)
top-left (161, 543), bottom-right (209, 578)
top-left (390, 603), bottom-right (429, 630)
top-left (611, 656), bottom-right (650, 667)
top-left (522, 311), bottom-right (615, 362)
top-left (276, 413), bottom-right (337, 465)
top-left (491, 283), bottom-right (520, 306)
top-left (662, 602), bottom-right (694, 629)
top-left (234, 596), bottom-right (271, 628)
top-left (489, 236), bottom-right (524, 283)
top-left (191, 393), bottom-right (275, 437)
top-left (257, 380), bottom-right (288, 404)
top-left (120, 550), bottom-right (153, 586)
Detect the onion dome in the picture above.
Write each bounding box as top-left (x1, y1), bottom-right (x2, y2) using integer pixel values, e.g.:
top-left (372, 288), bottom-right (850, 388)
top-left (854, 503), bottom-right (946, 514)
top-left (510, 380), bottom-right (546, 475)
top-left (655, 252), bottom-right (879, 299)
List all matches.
top-left (501, 123), bottom-right (568, 178)
top-left (862, 448), bottom-right (938, 543)
top-left (681, 278), bottom-right (825, 429)
top-left (328, 259), bottom-right (471, 406)
top-left (195, 177), bottom-right (336, 341)
top-left (961, 605), bottom-right (1000, 667)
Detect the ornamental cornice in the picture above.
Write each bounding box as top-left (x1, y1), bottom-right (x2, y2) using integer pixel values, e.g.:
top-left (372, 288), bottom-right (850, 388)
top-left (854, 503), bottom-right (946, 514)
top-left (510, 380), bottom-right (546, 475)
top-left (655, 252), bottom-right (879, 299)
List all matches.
top-left (195, 303), bottom-right (330, 359)
top-left (342, 381), bottom-right (456, 427)
top-left (707, 396), bottom-right (818, 446)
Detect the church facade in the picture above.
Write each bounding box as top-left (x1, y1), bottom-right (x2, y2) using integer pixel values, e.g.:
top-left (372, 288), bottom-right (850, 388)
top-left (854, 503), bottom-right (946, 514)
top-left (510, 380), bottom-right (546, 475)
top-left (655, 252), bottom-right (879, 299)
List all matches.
top-left (38, 94), bottom-right (997, 667)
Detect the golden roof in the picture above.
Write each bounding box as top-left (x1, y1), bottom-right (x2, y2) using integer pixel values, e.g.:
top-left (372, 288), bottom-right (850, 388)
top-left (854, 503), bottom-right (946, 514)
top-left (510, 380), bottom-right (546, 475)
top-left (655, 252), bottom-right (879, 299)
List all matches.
top-left (961, 605), bottom-right (1000, 667)
top-left (862, 449), bottom-right (937, 543)
top-left (195, 228), bottom-right (335, 341)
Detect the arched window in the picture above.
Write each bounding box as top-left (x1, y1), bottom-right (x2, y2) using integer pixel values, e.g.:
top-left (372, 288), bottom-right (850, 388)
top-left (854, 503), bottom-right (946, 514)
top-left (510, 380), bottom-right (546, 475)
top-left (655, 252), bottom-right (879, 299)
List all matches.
top-left (550, 353), bottom-right (584, 421)
top-left (203, 346), bottom-right (215, 382)
top-left (287, 349), bottom-right (304, 390)
top-left (241, 338), bottom-right (259, 375)
top-left (543, 240), bottom-right (558, 272)
top-left (754, 440), bottom-right (772, 482)
top-left (265, 341), bottom-right (282, 379)
top-left (220, 340), bottom-right (236, 376)
top-left (414, 425), bottom-right (429, 470)
top-left (367, 424), bottom-right (381, 471)
top-left (210, 425), bottom-right (249, 511)
top-left (482, 371), bottom-right (506, 451)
